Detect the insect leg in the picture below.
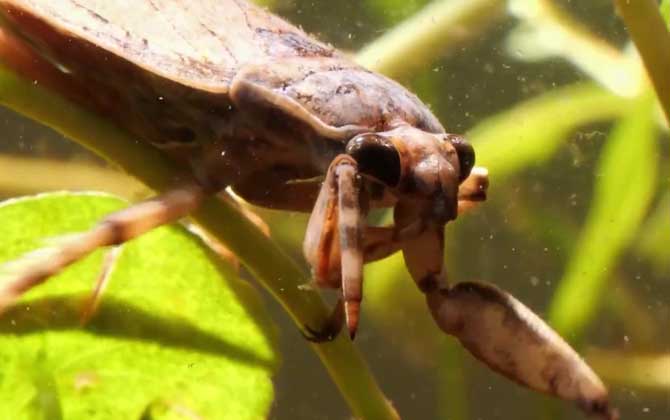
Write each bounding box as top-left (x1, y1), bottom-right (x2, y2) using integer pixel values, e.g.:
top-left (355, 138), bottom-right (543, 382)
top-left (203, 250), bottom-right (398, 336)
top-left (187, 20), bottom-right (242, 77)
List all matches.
top-left (303, 161), bottom-right (341, 289)
top-left (82, 193), bottom-right (260, 322)
top-left (302, 155), bottom-right (365, 339)
top-left (334, 157), bottom-right (365, 339)
top-left (0, 184), bottom-right (204, 312)
top-left (363, 227), bottom-right (401, 262)
top-left (219, 190), bottom-right (271, 237)
top-left (79, 246), bottom-right (121, 325)
top-left (399, 227), bottom-right (616, 419)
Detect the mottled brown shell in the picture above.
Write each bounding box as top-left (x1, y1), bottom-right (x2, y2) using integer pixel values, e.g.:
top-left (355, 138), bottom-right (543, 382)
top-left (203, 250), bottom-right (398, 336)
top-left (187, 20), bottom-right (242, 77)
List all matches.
top-left (3, 0), bottom-right (337, 91)
top-left (0, 0), bottom-right (444, 155)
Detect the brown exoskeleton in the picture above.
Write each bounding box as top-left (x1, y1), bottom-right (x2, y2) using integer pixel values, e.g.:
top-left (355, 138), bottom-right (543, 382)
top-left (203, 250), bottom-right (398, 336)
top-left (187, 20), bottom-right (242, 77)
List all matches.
top-left (0, 1), bottom-right (616, 418)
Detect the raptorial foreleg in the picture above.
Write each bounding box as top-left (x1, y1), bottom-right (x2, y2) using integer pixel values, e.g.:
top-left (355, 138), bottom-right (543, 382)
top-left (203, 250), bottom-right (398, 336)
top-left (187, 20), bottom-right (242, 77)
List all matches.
top-left (335, 158), bottom-right (365, 338)
top-left (303, 155), bottom-right (366, 339)
top-left (425, 282), bottom-right (617, 419)
top-left (397, 221), bottom-right (616, 419)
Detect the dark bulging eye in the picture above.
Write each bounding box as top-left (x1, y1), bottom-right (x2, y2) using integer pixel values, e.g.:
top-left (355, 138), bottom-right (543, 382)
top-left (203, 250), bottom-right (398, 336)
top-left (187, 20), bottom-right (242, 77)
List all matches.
top-left (447, 134), bottom-right (475, 182)
top-left (345, 133), bottom-right (401, 187)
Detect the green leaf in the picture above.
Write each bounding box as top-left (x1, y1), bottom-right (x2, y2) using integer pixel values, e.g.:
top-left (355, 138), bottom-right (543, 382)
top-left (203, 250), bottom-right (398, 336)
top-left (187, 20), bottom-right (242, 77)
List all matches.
top-left (548, 96), bottom-right (658, 339)
top-left (0, 192), bottom-right (278, 420)
top-left (468, 83), bottom-right (632, 180)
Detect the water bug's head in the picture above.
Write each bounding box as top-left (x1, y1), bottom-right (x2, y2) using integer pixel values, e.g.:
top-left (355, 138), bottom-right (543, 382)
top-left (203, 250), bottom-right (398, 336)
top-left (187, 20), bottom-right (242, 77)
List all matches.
top-left (346, 124), bottom-right (474, 228)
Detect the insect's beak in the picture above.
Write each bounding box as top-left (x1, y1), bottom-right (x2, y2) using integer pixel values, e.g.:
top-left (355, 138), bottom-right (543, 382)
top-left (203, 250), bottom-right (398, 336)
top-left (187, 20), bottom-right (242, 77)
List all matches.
top-left (429, 157), bottom-right (460, 224)
top-left (406, 155), bottom-right (459, 224)
top-left (437, 169), bottom-right (459, 223)
top-left (394, 199), bottom-right (447, 293)
top-left (394, 172), bottom-right (455, 234)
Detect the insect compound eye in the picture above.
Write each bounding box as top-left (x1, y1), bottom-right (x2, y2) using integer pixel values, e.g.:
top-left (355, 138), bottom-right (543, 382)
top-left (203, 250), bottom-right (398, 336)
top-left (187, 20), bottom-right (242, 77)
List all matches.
top-left (447, 134), bottom-right (475, 182)
top-left (345, 133), bottom-right (401, 187)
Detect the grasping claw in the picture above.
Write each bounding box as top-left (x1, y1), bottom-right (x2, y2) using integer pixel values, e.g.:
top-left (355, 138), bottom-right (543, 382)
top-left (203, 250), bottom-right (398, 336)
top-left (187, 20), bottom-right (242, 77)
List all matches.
top-left (300, 299), bottom-right (345, 343)
top-left (304, 155), bottom-right (366, 339)
top-left (426, 283), bottom-right (618, 420)
top-left (400, 224), bottom-right (617, 420)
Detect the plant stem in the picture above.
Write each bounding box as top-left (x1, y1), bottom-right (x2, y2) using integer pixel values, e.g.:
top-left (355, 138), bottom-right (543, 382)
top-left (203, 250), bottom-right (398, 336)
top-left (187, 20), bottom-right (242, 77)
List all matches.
top-left (0, 64), bottom-right (399, 420)
top-left (587, 349), bottom-right (670, 390)
top-left (614, 0), bottom-right (670, 124)
top-left (356, 0), bottom-right (505, 78)
top-left (0, 155), bottom-right (141, 197)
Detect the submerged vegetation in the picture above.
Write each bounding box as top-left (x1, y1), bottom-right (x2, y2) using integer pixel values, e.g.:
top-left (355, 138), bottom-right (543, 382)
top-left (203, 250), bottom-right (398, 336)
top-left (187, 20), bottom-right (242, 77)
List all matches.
top-left (0, 0), bottom-right (668, 419)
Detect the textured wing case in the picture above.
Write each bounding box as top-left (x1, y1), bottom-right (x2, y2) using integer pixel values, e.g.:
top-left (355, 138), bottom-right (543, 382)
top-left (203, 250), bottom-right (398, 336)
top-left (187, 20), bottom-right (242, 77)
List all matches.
top-left (0, 0), bottom-right (336, 91)
top-left (0, 0), bottom-right (443, 169)
top-left (0, 0), bottom-right (342, 148)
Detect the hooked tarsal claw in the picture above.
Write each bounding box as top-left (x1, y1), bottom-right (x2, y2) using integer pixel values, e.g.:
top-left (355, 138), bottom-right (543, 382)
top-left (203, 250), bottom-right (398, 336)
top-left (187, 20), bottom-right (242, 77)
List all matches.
top-left (426, 282), bottom-right (616, 420)
top-left (300, 299), bottom-right (345, 343)
top-left (344, 300), bottom-right (360, 340)
top-left (300, 324), bottom-right (339, 343)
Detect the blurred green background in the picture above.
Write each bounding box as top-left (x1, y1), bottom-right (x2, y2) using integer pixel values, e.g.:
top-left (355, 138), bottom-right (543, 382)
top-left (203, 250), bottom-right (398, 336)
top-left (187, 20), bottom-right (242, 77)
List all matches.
top-left (0, 0), bottom-right (668, 419)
